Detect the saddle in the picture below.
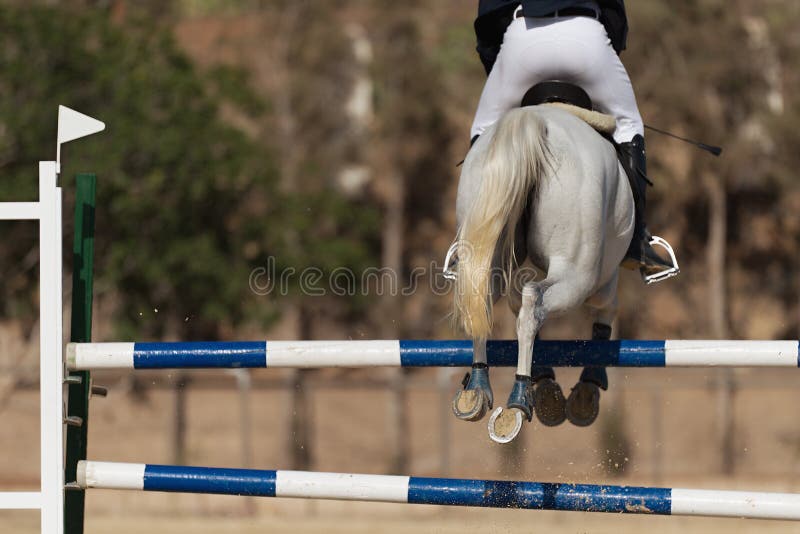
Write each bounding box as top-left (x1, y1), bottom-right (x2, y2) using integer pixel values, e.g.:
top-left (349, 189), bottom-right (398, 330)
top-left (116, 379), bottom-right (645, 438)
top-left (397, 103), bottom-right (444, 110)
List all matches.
top-left (520, 81), bottom-right (615, 134)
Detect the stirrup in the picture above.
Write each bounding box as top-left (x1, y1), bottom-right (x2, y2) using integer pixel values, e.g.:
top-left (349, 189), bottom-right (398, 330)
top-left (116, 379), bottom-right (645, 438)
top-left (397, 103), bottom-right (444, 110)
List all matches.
top-left (443, 241), bottom-right (458, 280)
top-left (643, 235), bottom-right (680, 285)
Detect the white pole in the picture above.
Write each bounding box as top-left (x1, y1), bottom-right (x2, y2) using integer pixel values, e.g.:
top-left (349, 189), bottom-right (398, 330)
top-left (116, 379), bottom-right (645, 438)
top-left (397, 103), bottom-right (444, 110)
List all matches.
top-left (0, 492), bottom-right (42, 509)
top-left (39, 161), bottom-right (64, 534)
top-left (0, 202), bottom-right (41, 220)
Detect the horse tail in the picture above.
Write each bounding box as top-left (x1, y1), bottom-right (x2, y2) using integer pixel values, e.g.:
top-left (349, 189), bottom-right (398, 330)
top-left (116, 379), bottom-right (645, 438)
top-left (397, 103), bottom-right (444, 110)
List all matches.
top-left (454, 108), bottom-right (550, 339)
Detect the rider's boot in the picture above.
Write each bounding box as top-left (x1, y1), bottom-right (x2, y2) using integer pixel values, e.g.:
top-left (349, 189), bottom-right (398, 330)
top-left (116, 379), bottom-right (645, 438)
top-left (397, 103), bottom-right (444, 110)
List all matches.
top-left (619, 135), bottom-right (678, 281)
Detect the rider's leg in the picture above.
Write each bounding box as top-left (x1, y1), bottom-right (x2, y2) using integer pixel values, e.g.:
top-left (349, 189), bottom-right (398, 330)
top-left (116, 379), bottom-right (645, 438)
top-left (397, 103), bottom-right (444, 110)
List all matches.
top-left (618, 135), bottom-right (675, 274)
top-left (559, 17), bottom-right (674, 276)
top-left (470, 18), bottom-right (537, 139)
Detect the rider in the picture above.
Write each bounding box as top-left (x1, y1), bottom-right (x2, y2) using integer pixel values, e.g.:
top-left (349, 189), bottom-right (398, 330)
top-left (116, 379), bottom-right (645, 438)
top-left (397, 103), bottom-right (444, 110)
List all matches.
top-left (470, 0), bottom-right (675, 279)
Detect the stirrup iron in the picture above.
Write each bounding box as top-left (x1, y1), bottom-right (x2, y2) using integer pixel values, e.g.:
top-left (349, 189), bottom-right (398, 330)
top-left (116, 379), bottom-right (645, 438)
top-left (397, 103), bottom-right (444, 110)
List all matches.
top-left (643, 235), bottom-right (680, 285)
top-left (443, 241), bottom-right (458, 281)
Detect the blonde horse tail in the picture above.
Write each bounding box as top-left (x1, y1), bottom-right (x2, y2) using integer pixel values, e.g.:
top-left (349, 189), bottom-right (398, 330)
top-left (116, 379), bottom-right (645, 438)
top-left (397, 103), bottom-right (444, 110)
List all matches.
top-left (454, 108), bottom-right (550, 339)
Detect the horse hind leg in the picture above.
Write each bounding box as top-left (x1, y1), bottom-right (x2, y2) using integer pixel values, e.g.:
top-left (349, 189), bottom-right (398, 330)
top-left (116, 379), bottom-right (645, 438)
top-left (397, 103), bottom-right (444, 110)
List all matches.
top-left (489, 263), bottom-right (602, 442)
top-left (453, 232), bottom-right (522, 424)
top-left (488, 280), bottom-right (545, 443)
top-left (452, 337), bottom-right (494, 421)
top-left (520, 299), bottom-right (568, 427)
top-left (508, 269), bottom-right (566, 428)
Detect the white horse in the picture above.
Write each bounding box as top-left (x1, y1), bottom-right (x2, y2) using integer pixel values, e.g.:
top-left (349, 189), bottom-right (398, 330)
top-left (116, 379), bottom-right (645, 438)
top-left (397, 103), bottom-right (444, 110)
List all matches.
top-left (450, 104), bottom-right (634, 443)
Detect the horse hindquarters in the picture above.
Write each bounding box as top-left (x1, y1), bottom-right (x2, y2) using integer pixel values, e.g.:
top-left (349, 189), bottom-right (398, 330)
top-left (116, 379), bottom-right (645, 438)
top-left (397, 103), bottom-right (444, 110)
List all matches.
top-left (453, 108), bottom-right (550, 341)
top-left (502, 110), bottom-right (625, 436)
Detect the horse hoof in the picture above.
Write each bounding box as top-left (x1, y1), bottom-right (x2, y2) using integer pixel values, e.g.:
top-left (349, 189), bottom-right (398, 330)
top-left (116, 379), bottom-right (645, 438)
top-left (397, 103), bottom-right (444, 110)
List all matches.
top-left (488, 406), bottom-right (524, 444)
top-left (566, 381), bottom-right (600, 427)
top-left (533, 378), bottom-right (567, 427)
top-left (453, 388), bottom-right (489, 421)
top-left (506, 375), bottom-right (534, 421)
top-left (452, 365), bottom-right (493, 421)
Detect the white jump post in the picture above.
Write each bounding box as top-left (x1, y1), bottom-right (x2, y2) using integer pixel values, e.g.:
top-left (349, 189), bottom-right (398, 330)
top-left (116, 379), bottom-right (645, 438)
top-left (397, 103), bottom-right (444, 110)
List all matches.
top-left (0, 107), bottom-right (103, 534)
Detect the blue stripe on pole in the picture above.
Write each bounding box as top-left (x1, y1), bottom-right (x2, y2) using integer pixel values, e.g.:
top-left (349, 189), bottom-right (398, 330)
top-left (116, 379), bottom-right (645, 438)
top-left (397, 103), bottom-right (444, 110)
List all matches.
top-left (408, 478), bottom-right (672, 514)
top-left (399, 340), bottom-right (666, 367)
top-left (399, 340), bottom-right (473, 366)
top-left (526, 340), bottom-right (666, 367)
top-left (618, 340), bottom-right (666, 366)
top-left (134, 342), bottom-right (266, 369)
top-left (143, 464), bottom-right (276, 496)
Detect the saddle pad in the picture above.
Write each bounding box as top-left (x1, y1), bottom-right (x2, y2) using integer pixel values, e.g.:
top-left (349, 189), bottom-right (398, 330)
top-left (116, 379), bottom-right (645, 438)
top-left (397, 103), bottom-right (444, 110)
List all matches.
top-left (543, 102), bottom-right (616, 134)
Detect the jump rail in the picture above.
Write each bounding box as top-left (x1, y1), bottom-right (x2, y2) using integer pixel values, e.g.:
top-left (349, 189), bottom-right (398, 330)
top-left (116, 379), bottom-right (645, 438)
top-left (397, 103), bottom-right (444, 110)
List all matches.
top-left (67, 339), bottom-right (800, 370)
top-left (76, 461), bottom-right (800, 520)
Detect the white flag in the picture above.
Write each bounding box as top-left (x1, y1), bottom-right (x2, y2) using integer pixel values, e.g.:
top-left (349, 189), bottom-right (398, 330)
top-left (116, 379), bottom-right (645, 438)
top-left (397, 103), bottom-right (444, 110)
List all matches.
top-left (56, 105), bottom-right (105, 168)
top-left (57, 105), bottom-right (105, 146)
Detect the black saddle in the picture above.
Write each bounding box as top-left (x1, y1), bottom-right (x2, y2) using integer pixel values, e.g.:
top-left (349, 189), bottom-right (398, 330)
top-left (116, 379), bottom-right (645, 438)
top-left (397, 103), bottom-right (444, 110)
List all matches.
top-left (520, 81), bottom-right (593, 111)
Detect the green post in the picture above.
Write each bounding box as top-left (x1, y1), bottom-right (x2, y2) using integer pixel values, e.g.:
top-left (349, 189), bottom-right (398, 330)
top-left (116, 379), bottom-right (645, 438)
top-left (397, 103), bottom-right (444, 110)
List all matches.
top-left (64, 174), bottom-right (96, 534)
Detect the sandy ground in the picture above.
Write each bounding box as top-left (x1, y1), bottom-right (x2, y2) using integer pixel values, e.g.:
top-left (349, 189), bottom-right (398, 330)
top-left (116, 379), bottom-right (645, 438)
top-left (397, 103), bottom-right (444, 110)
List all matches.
top-left (6, 501), bottom-right (800, 534)
top-left (4, 366), bottom-right (800, 533)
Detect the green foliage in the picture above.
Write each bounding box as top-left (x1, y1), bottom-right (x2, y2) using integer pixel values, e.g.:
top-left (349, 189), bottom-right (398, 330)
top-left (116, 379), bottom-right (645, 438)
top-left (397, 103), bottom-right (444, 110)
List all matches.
top-left (0, 5), bottom-right (379, 339)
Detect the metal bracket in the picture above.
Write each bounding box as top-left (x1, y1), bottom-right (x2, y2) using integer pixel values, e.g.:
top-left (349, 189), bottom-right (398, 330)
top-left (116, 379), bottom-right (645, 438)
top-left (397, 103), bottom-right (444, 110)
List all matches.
top-left (64, 415), bottom-right (83, 427)
top-left (64, 482), bottom-right (83, 491)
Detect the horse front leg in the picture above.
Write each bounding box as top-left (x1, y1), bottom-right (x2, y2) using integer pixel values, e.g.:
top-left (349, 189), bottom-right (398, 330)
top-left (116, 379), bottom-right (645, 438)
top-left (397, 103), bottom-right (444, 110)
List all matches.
top-left (531, 358), bottom-right (567, 426)
top-left (452, 238), bottom-right (512, 423)
top-left (517, 288), bottom-right (567, 426)
top-left (566, 282), bottom-right (618, 426)
top-left (452, 337), bottom-right (494, 421)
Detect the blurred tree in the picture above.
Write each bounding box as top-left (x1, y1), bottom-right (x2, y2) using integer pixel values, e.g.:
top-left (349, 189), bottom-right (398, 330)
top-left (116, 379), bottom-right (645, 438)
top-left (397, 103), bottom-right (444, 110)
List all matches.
top-left (0, 4), bottom-right (379, 341)
top-left (246, 0), bottom-right (381, 323)
top-left (365, 2), bottom-right (456, 474)
top-left (368, 2), bottom-right (455, 337)
top-left (625, 0), bottom-right (800, 474)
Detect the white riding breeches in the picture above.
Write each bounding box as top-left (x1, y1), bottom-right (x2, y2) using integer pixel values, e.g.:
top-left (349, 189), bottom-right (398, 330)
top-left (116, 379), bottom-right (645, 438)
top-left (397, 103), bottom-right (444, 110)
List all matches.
top-left (470, 13), bottom-right (644, 144)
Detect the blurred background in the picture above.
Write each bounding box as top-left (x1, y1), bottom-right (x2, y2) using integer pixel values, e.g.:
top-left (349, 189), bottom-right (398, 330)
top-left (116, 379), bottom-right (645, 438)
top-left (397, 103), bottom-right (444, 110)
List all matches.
top-left (1, 0), bottom-right (800, 532)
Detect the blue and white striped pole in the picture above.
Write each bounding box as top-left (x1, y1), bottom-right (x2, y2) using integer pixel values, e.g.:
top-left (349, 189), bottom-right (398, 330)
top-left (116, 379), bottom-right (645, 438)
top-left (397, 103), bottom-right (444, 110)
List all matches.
top-left (67, 340), bottom-right (800, 370)
top-left (76, 461), bottom-right (800, 520)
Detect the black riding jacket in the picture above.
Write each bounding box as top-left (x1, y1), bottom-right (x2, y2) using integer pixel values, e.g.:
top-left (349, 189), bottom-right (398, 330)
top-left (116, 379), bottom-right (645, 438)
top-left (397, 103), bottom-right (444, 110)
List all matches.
top-left (475, 0), bottom-right (628, 74)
